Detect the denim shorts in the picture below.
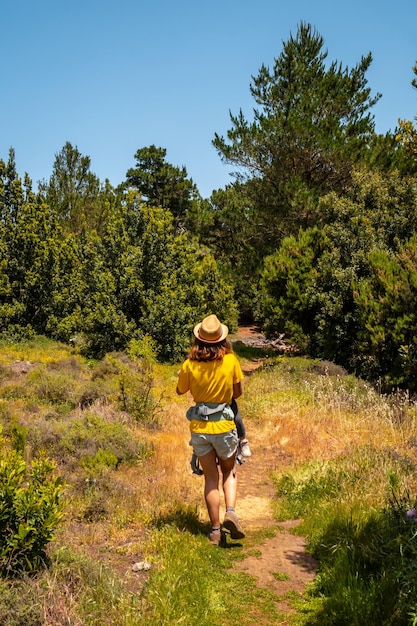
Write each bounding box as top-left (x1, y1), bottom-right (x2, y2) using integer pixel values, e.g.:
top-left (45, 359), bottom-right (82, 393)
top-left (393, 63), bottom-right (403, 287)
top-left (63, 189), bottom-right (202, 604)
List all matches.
top-left (190, 429), bottom-right (238, 460)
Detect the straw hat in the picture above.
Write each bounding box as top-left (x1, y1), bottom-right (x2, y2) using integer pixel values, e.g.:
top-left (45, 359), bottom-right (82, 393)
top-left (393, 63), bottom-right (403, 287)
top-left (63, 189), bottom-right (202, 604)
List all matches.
top-left (193, 314), bottom-right (228, 344)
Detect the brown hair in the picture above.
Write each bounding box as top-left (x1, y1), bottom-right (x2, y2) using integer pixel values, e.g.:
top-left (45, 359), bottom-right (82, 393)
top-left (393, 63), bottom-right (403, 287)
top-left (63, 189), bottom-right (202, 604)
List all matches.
top-left (188, 338), bottom-right (234, 362)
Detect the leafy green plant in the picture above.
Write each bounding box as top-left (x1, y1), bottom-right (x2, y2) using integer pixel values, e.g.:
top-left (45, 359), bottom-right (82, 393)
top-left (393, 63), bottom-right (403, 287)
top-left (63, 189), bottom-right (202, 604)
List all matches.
top-left (0, 438), bottom-right (65, 575)
top-left (79, 448), bottom-right (119, 475)
top-left (10, 421), bottom-right (27, 453)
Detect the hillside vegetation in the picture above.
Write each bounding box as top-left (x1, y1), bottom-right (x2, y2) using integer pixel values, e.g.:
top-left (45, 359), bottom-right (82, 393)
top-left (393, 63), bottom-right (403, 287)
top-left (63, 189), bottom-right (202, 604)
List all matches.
top-left (1, 23), bottom-right (416, 389)
top-left (1, 336), bottom-right (417, 624)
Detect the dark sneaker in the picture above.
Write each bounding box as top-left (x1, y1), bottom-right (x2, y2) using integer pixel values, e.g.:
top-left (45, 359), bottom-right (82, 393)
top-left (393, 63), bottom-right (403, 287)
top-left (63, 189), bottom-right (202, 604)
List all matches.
top-left (235, 450), bottom-right (246, 465)
top-left (190, 453), bottom-right (204, 476)
top-left (222, 511), bottom-right (245, 539)
top-left (208, 528), bottom-right (222, 545)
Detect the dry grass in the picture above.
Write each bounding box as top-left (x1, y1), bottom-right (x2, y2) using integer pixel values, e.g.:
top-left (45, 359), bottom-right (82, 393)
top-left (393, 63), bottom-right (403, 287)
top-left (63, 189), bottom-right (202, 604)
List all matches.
top-left (53, 389), bottom-right (204, 567)
top-left (240, 360), bottom-right (417, 466)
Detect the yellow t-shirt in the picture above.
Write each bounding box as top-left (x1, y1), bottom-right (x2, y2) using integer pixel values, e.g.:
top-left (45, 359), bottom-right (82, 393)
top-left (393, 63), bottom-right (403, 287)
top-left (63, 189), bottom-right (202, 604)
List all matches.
top-left (177, 353), bottom-right (244, 434)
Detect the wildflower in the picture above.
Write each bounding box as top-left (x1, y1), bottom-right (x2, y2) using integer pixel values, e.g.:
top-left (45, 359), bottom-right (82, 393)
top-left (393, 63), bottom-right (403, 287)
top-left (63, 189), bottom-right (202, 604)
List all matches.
top-left (406, 508), bottom-right (417, 524)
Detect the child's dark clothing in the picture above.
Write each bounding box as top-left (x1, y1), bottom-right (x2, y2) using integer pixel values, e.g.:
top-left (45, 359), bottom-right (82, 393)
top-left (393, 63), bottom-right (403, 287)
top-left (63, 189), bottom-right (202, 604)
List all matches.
top-left (231, 398), bottom-right (245, 439)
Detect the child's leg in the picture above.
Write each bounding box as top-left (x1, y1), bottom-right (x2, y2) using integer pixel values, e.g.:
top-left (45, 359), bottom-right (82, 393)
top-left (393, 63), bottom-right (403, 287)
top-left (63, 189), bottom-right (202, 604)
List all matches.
top-left (231, 398), bottom-right (246, 439)
top-left (234, 409), bottom-right (246, 439)
top-left (190, 452), bottom-right (204, 475)
top-left (231, 398), bottom-right (251, 458)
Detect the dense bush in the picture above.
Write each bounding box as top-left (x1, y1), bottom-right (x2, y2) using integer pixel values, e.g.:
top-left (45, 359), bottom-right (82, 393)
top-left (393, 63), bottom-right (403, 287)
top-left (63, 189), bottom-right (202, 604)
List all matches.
top-left (0, 152), bottom-right (238, 362)
top-left (353, 237), bottom-right (417, 390)
top-left (260, 169), bottom-right (417, 390)
top-left (0, 437), bottom-right (65, 575)
top-left (55, 413), bottom-right (141, 470)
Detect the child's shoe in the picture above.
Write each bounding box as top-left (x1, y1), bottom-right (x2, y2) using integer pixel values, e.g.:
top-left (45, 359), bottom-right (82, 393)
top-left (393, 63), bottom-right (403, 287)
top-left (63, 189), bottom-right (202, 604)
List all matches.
top-left (190, 453), bottom-right (204, 475)
top-left (239, 438), bottom-right (252, 458)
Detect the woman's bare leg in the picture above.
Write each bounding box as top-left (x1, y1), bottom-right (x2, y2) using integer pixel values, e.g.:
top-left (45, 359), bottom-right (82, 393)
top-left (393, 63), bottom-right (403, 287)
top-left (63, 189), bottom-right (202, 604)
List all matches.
top-left (220, 453), bottom-right (245, 538)
top-left (220, 454), bottom-right (237, 510)
top-left (198, 449), bottom-right (221, 527)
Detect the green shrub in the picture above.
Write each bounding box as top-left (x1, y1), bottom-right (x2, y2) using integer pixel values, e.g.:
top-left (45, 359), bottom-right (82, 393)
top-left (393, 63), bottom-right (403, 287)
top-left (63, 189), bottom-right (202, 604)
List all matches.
top-left (55, 412), bottom-right (143, 469)
top-left (10, 421), bottom-right (27, 453)
top-left (0, 440), bottom-right (65, 575)
top-left (76, 382), bottom-right (110, 409)
top-left (27, 367), bottom-right (78, 407)
top-left (79, 448), bottom-right (119, 475)
top-left (0, 360), bottom-right (84, 408)
top-left (107, 339), bottom-right (161, 426)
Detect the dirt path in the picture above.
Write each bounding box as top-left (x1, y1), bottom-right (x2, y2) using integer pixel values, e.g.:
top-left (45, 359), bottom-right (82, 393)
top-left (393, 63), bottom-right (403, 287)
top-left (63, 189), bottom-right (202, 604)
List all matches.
top-left (229, 328), bottom-right (317, 619)
top-left (125, 326), bottom-right (317, 620)
top-left (234, 440), bottom-right (317, 617)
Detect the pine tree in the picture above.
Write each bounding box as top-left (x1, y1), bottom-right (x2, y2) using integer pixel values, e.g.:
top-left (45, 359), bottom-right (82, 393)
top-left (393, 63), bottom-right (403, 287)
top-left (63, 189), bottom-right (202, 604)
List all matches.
top-left (213, 22), bottom-right (380, 240)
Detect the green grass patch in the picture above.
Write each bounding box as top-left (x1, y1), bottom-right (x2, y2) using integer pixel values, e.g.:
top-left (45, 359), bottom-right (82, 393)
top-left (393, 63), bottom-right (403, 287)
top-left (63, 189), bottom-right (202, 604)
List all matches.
top-left (0, 335), bottom-right (74, 365)
top-left (43, 545), bottom-right (140, 625)
top-left (231, 341), bottom-right (275, 361)
top-left (139, 524), bottom-right (284, 625)
top-left (272, 445), bottom-right (417, 625)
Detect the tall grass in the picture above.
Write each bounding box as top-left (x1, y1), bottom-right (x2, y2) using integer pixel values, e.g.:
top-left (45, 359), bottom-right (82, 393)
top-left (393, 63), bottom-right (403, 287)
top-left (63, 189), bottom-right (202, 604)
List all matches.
top-left (259, 358), bottom-right (417, 625)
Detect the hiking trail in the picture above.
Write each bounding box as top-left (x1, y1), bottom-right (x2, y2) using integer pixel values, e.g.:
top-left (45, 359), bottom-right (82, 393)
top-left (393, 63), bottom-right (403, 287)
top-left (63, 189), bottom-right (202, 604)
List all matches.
top-left (229, 326), bottom-right (317, 620)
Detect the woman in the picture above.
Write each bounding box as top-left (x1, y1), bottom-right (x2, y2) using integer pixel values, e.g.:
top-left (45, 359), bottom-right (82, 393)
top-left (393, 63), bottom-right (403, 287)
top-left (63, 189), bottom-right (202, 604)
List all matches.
top-left (176, 314), bottom-right (245, 545)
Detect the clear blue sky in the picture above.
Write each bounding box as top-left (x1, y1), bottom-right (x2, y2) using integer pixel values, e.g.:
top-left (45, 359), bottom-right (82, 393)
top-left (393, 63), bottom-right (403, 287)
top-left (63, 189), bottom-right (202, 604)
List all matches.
top-left (2, 0), bottom-right (416, 199)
